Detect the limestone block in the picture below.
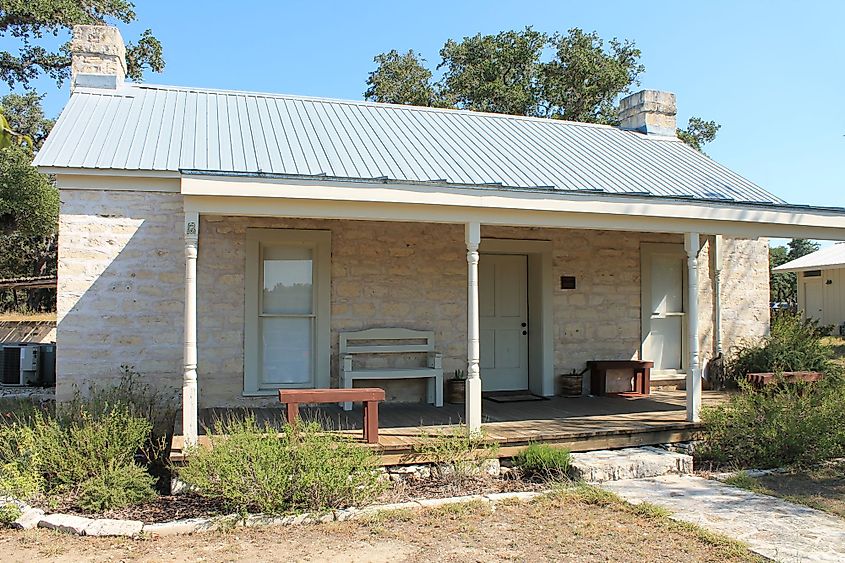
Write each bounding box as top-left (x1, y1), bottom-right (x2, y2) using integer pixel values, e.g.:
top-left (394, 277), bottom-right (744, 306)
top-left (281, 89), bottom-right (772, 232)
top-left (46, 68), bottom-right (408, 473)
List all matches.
top-left (570, 446), bottom-right (693, 483)
top-left (85, 518), bottom-right (144, 537)
top-left (12, 507), bottom-right (44, 530)
top-left (39, 513), bottom-right (94, 534)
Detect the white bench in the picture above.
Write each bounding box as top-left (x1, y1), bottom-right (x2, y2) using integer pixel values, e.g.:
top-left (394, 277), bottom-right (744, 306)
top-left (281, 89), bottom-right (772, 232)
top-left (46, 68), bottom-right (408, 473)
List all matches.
top-left (340, 328), bottom-right (443, 411)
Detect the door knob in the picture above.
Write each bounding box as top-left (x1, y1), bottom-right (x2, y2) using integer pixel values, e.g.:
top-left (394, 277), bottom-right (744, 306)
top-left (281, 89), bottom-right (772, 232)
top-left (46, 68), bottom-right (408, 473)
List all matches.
top-left (521, 322), bottom-right (527, 327)
top-left (522, 330), bottom-right (528, 335)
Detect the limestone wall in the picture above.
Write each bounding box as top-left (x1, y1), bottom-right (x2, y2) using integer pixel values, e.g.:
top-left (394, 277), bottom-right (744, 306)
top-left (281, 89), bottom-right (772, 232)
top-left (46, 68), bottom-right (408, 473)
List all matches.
top-left (54, 187), bottom-right (770, 406)
top-left (55, 188), bottom-right (184, 400)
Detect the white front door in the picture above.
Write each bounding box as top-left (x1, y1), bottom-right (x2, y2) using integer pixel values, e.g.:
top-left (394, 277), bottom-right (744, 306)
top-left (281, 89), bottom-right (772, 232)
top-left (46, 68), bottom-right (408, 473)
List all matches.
top-left (803, 279), bottom-right (823, 322)
top-left (480, 254), bottom-right (529, 391)
top-left (641, 245), bottom-right (686, 373)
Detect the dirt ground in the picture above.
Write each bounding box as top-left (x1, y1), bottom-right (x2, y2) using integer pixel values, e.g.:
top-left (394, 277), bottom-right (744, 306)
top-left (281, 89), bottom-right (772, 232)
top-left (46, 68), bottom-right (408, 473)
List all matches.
top-left (752, 461), bottom-right (845, 519)
top-left (0, 491), bottom-right (758, 563)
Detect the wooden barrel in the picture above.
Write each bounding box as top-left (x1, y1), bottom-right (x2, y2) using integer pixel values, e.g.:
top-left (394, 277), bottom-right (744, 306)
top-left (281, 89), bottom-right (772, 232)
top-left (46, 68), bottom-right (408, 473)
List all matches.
top-left (560, 374), bottom-right (583, 397)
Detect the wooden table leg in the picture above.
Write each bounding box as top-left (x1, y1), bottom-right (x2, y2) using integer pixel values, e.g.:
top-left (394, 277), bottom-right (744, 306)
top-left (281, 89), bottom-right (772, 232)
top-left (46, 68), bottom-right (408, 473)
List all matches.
top-left (285, 402), bottom-right (299, 426)
top-left (642, 367), bottom-right (650, 396)
top-left (363, 400), bottom-right (379, 444)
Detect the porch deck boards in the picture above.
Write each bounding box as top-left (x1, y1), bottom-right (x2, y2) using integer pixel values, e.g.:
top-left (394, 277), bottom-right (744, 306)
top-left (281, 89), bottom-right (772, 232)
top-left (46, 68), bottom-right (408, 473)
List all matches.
top-left (172, 390), bottom-right (726, 464)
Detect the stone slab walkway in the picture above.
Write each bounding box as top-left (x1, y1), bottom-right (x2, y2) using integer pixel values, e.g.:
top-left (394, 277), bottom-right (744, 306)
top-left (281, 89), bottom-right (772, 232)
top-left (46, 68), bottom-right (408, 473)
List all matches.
top-left (602, 474), bottom-right (845, 562)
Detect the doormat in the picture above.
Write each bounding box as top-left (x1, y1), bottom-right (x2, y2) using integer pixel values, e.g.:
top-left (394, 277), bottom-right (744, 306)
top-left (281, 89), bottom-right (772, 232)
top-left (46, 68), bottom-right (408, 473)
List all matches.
top-left (483, 391), bottom-right (548, 403)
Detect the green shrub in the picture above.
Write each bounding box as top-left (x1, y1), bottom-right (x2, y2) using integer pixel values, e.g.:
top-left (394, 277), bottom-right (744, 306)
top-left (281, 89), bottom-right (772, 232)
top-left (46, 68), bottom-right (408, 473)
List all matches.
top-left (702, 311), bottom-right (845, 468)
top-left (0, 502), bottom-right (22, 526)
top-left (178, 417), bottom-right (384, 515)
top-left (76, 463), bottom-right (157, 512)
top-left (699, 377), bottom-right (845, 468)
top-left (726, 312), bottom-right (841, 383)
top-left (512, 443), bottom-right (571, 479)
top-left (0, 398), bottom-right (156, 509)
top-left (410, 427), bottom-right (498, 479)
top-left (35, 407), bottom-right (152, 493)
top-left (61, 366), bottom-right (177, 468)
top-left (0, 423), bottom-right (43, 500)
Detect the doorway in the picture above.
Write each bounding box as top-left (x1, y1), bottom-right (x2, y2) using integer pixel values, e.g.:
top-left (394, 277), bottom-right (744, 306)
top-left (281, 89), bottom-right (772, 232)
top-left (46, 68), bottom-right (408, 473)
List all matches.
top-left (641, 243), bottom-right (686, 375)
top-left (479, 254), bottom-right (529, 391)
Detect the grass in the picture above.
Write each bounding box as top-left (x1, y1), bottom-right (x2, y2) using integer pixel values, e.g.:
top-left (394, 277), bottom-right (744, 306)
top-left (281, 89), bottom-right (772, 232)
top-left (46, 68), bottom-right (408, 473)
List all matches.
top-left (722, 462), bottom-right (845, 519)
top-left (822, 335), bottom-right (845, 367)
top-left (550, 484), bottom-right (757, 560)
top-left (0, 484), bottom-right (762, 561)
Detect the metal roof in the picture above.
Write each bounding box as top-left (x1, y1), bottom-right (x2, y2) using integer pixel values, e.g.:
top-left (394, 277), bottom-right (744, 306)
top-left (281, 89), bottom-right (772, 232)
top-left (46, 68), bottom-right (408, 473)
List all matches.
top-left (773, 244), bottom-right (845, 272)
top-left (35, 83), bottom-right (783, 204)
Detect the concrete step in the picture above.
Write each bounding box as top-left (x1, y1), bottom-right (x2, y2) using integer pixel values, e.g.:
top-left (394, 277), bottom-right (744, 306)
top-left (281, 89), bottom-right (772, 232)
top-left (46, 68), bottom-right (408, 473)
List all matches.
top-left (570, 446), bottom-right (692, 483)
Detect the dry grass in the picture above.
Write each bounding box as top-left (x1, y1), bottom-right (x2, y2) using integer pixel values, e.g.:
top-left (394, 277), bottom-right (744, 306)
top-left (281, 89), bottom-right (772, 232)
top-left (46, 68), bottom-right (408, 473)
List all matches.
top-left (724, 462), bottom-right (845, 519)
top-left (0, 487), bottom-right (761, 562)
top-left (822, 336), bottom-right (845, 367)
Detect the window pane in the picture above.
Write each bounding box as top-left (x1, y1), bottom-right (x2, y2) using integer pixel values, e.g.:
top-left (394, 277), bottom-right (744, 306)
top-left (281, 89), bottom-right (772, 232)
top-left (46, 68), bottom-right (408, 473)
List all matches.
top-left (263, 246), bottom-right (313, 314)
top-left (261, 317), bottom-right (312, 385)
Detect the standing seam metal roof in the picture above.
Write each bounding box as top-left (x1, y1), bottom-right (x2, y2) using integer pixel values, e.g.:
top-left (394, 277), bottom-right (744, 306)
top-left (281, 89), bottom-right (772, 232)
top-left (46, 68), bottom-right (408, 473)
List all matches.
top-left (34, 83), bottom-right (783, 204)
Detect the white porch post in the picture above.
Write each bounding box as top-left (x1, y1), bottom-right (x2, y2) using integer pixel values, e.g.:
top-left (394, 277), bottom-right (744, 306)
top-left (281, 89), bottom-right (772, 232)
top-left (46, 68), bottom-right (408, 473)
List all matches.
top-left (465, 222), bottom-right (482, 434)
top-left (713, 235), bottom-right (724, 357)
top-left (182, 211), bottom-right (199, 446)
top-left (685, 232), bottom-right (702, 422)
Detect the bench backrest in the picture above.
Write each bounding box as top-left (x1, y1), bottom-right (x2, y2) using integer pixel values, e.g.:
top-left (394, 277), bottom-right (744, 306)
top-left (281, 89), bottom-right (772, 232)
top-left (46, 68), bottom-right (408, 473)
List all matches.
top-left (340, 328), bottom-right (436, 355)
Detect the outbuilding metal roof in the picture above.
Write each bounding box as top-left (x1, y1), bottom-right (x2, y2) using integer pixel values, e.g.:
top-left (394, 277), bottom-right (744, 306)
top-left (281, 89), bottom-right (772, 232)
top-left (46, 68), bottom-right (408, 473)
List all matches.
top-left (35, 83), bottom-right (783, 204)
top-left (773, 244), bottom-right (845, 272)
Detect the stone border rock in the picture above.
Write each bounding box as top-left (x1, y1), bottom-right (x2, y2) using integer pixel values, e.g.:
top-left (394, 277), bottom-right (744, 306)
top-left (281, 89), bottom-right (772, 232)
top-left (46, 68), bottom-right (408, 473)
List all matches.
top-left (5, 490), bottom-right (546, 538)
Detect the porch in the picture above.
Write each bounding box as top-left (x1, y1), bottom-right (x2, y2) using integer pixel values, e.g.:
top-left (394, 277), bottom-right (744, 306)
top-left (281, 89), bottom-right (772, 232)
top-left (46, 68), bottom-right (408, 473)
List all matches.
top-left (171, 389), bottom-right (728, 464)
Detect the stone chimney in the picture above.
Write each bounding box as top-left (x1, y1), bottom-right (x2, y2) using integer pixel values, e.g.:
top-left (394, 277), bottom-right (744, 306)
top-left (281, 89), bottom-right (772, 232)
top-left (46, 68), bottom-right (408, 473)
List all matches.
top-left (618, 90), bottom-right (676, 136)
top-left (70, 25), bottom-right (126, 90)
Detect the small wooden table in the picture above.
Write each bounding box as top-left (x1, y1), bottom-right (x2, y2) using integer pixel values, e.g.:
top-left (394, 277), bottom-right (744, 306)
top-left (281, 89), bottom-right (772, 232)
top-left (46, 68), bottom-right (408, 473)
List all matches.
top-left (587, 360), bottom-right (654, 396)
top-left (279, 388), bottom-right (386, 444)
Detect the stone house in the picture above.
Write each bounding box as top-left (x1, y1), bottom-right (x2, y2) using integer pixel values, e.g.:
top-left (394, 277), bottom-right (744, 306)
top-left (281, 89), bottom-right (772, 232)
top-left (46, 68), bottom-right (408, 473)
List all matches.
top-left (34, 26), bottom-right (845, 444)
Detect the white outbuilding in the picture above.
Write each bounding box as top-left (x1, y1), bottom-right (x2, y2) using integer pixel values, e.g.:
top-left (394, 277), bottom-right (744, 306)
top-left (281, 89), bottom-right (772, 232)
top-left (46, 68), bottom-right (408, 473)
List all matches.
top-left (774, 244), bottom-right (845, 331)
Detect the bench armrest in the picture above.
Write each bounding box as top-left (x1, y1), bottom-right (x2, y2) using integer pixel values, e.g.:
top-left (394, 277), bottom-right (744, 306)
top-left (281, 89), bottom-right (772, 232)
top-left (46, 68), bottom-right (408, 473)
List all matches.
top-left (342, 354), bottom-right (354, 373)
top-left (428, 351), bottom-right (443, 370)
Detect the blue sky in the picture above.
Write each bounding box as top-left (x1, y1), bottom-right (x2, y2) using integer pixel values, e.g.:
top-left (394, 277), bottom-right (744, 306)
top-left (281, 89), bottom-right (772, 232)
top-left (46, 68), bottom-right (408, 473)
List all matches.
top-left (13, 1), bottom-right (845, 242)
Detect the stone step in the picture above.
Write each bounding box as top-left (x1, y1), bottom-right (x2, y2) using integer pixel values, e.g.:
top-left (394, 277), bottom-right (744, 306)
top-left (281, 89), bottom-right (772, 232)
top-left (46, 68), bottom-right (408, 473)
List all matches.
top-left (570, 446), bottom-right (692, 483)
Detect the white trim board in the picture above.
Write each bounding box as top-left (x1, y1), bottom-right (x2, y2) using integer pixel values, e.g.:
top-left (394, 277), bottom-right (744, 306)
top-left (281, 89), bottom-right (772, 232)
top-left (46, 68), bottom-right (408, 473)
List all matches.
top-left (182, 176), bottom-right (845, 240)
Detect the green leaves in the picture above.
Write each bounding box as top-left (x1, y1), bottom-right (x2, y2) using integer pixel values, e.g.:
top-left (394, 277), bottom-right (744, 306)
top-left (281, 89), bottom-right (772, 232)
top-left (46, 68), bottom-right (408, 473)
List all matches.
top-left (438, 27), bottom-right (547, 116)
top-left (366, 27), bottom-right (722, 149)
top-left (0, 110), bottom-right (32, 150)
top-left (0, 0), bottom-right (164, 88)
top-left (365, 27), bottom-right (645, 125)
top-left (769, 239), bottom-right (820, 304)
top-left (676, 117), bottom-right (721, 152)
top-left (364, 50), bottom-right (437, 107)
top-left (0, 145), bottom-right (57, 236)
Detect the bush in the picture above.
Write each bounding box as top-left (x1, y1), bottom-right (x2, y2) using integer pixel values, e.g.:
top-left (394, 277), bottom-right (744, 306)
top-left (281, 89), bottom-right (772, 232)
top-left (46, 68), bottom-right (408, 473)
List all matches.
top-left (700, 311), bottom-right (845, 468)
top-left (699, 377), bottom-right (845, 468)
top-left (0, 503), bottom-right (22, 526)
top-left (178, 418), bottom-right (384, 515)
top-left (512, 443), bottom-right (571, 479)
top-left (62, 366), bottom-right (177, 468)
top-left (35, 407), bottom-right (152, 494)
top-left (410, 427), bottom-right (498, 480)
top-left (0, 391), bottom-right (158, 510)
top-left (726, 312), bottom-right (841, 383)
top-left (0, 424), bottom-right (43, 500)
top-left (77, 463), bottom-right (157, 512)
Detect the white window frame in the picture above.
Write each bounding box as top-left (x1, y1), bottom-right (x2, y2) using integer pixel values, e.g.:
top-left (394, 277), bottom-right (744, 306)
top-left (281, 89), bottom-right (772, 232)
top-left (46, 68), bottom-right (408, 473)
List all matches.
top-left (244, 228), bottom-right (331, 395)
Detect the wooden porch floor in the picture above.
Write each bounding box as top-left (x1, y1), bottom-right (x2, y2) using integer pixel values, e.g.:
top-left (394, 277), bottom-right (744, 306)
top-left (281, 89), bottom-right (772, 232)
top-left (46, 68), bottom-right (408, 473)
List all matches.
top-left (172, 390), bottom-right (727, 465)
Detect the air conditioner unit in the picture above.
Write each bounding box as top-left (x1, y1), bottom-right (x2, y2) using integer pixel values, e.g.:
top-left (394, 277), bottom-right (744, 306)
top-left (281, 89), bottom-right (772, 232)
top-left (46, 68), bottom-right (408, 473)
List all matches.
top-left (1, 344), bottom-right (40, 385)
